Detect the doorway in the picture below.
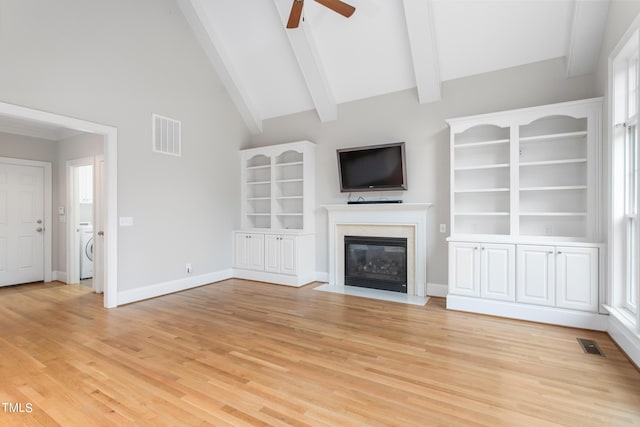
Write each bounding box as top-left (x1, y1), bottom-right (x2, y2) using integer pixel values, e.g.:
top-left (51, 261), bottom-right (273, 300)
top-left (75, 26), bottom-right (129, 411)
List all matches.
top-left (67, 159), bottom-right (101, 292)
top-left (0, 101), bottom-right (118, 307)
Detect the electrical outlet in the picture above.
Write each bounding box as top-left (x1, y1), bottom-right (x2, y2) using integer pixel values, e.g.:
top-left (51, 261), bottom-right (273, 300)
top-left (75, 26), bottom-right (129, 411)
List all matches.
top-left (186, 263), bottom-right (192, 274)
top-left (439, 224), bottom-right (447, 233)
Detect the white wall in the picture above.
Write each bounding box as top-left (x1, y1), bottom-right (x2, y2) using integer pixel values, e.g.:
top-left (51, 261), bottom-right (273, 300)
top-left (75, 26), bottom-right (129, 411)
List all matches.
top-left (249, 57), bottom-right (598, 286)
top-left (0, 0), bottom-right (250, 294)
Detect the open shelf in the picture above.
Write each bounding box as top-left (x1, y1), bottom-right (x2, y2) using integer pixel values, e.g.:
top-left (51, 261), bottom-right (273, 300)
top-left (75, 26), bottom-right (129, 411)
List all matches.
top-left (520, 212), bottom-right (587, 217)
top-left (448, 100), bottom-right (600, 240)
top-left (519, 130), bottom-right (587, 142)
top-left (520, 185), bottom-right (587, 192)
top-left (276, 161), bottom-right (303, 167)
top-left (455, 188), bottom-right (509, 193)
top-left (246, 164), bottom-right (271, 170)
top-left (454, 138), bottom-right (510, 148)
top-left (455, 212), bottom-right (509, 216)
top-left (520, 158), bottom-right (587, 167)
top-left (455, 163), bottom-right (509, 171)
top-left (241, 142), bottom-right (314, 232)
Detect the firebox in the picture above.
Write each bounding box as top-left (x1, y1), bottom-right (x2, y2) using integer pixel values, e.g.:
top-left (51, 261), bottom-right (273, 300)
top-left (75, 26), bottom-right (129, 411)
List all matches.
top-left (344, 236), bottom-right (408, 293)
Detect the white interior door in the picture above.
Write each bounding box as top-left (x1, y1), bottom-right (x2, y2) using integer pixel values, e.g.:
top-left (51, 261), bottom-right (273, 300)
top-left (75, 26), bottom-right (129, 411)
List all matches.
top-left (0, 162), bottom-right (44, 286)
top-left (93, 157), bottom-right (105, 293)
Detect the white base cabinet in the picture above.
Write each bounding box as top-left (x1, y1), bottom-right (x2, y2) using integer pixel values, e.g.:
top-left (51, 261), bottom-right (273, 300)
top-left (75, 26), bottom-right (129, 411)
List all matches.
top-left (233, 231), bottom-right (315, 287)
top-left (449, 242), bottom-right (515, 302)
top-left (516, 244), bottom-right (598, 312)
top-left (448, 240), bottom-right (604, 329)
top-left (234, 233), bottom-right (264, 271)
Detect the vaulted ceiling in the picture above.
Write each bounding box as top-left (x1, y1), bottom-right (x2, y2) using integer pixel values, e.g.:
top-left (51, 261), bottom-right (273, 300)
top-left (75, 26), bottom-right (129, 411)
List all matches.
top-left (179, 0), bottom-right (609, 134)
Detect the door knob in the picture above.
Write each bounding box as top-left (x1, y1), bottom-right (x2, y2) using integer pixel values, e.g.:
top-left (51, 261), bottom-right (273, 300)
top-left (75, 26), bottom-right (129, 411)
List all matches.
top-left (36, 227), bottom-right (43, 232)
top-left (98, 231), bottom-right (104, 236)
top-left (37, 219), bottom-right (42, 224)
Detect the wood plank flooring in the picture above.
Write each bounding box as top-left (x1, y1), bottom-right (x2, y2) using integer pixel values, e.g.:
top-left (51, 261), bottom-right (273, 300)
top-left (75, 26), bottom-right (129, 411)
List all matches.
top-left (0, 279), bottom-right (639, 426)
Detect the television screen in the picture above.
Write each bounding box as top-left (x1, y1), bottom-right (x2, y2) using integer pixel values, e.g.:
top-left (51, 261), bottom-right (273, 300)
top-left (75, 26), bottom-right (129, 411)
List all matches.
top-left (337, 142), bottom-right (407, 192)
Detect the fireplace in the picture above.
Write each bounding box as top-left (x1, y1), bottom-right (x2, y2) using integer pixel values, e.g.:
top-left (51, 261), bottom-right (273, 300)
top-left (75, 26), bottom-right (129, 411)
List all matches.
top-left (344, 236), bottom-right (408, 293)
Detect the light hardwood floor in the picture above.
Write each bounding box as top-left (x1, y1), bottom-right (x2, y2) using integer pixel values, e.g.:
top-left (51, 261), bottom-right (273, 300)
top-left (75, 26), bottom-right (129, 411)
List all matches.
top-left (1, 279), bottom-right (639, 426)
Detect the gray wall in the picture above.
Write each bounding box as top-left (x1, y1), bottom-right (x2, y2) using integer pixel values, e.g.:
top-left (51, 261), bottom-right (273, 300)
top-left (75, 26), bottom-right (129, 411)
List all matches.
top-left (0, 0), bottom-right (250, 291)
top-left (250, 57), bottom-right (598, 286)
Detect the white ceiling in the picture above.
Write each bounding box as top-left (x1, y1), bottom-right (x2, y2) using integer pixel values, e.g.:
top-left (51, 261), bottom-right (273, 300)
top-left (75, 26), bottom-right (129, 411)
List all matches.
top-left (184, 0), bottom-right (609, 134)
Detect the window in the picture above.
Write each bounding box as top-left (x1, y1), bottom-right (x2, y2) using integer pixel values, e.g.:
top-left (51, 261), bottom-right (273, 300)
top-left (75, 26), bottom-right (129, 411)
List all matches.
top-left (612, 30), bottom-right (640, 324)
top-left (624, 118), bottom-right (638, 314)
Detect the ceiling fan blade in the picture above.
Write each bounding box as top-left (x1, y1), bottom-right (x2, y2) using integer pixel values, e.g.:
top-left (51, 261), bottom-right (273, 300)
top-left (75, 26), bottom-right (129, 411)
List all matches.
top-left (314, 0), bottom-right (355, 18)
top-left (287, 0), bottom-right (304, 29)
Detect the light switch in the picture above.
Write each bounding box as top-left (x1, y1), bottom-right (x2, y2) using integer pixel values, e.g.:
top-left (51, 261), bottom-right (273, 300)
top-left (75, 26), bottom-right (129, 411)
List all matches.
top-left (58, 206), bottom-right (65, 215)
top-left (119, 217), bottom-right (134, 227)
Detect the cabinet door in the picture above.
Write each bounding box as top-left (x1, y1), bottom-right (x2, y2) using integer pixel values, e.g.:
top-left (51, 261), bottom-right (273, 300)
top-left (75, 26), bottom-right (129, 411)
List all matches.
top-left (280, 235), bottom-right (297, 275)
top-left (247, 233), bottom-right (264, 271)
top-left (449, 243), bottom-right (480, 297)
top-left (234, 233), bottom-right (250, 269)
top-left (480, 244), bottom-right (515, 301)
top-left (264, 234), bottom-right (280, 273)
top-left (516, 245), bottom-right (555, 306)
top-left (556, 246), bottom-right (598, 312)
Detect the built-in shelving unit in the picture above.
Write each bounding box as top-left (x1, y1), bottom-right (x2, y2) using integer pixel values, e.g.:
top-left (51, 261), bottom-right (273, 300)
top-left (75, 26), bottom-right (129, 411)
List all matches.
top-left (235, 141), bottom-right (316, 288)
top-left (446, 98), bottom-right (607, 330)
top-left (240, 141), bottom-right (315, 232)
top-left (448, 98), bottom-right (601, 240)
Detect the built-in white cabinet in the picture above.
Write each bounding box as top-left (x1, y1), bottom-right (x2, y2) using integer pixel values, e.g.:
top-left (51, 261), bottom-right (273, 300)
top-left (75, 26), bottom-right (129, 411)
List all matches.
top-left (235, 141), bottom-right (316, 287)
top-left (449, 242), bottom-right (515, 301)
top-left (233, 231), bottom-right (314, 287)
top-left (515, 245), bottom-right (556, 306)
top-left (446, 99), bottom-right (607, 330)
top-left (516, 244), bottom-right (598, 312)
top-left (264, 234), bottom-right (296, 275)
top-left (234, 232), bottom-right (264, 271)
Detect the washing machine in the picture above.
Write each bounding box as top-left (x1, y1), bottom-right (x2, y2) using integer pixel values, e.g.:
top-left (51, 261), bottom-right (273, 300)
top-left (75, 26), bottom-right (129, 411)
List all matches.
top-left (79, 223), bottom-right (94, 279)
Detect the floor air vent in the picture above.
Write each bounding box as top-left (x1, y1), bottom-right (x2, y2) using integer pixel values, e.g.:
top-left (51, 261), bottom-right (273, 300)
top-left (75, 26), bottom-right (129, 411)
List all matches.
top-left (577, 338), bottom-right (605, 356)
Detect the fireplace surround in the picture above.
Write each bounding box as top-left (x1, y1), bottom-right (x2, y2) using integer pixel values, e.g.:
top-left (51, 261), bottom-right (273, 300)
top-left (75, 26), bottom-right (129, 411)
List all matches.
top-left (322, 203), bottom-right (432, 298)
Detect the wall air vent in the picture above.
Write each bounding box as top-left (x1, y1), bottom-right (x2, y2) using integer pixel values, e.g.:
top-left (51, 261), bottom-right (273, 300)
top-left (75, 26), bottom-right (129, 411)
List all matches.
top-left (152, 113), bottom-right (181, 156)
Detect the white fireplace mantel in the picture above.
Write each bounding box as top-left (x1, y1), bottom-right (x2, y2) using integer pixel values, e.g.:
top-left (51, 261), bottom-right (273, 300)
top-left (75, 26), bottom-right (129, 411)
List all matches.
top-left (322, 203), bottom-right (432, 297)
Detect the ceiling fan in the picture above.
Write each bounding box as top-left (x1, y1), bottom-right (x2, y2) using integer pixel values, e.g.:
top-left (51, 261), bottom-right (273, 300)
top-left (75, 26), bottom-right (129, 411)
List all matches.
top-left (287, 0), bottom-right (356, 29)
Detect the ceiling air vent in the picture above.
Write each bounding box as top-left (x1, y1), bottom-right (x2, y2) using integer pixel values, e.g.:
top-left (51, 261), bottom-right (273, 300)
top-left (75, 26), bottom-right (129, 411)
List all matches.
top-left (152, 113), bottom-right (181, 156)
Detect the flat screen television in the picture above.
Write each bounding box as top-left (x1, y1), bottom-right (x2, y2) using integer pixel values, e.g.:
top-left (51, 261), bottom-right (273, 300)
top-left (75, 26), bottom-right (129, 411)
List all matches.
top-left (337, 142), bottom-right (407, 192)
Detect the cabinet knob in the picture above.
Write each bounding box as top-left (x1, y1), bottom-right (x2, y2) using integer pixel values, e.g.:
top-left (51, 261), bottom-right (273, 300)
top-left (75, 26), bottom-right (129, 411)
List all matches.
top-left (557, 251), bottom-right (562, 255)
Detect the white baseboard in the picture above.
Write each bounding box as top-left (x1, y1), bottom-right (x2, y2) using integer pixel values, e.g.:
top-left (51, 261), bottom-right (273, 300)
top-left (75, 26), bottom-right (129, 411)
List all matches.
top-left (447, 294), bottom-right (609, 331)
top-left (117, 269), bottom-right (233, 306)
top-left (53, 271), bottom-right (67, 283)
top-left (427, 283), bottom-right (448, 297)
top-left (315, 271), bottom-right (328, 283)
top-left (232, 269), bottom-right (314, 287)
top-left (606, 306), bottom-right (640, 368)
